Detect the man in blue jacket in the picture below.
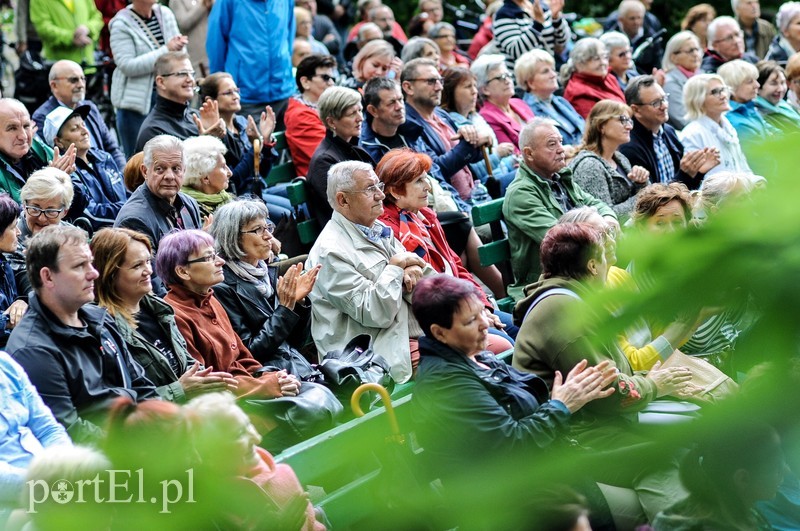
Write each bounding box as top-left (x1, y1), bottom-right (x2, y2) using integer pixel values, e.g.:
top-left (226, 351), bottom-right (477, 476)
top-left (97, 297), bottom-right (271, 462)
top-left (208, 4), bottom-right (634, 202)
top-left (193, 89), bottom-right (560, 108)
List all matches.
top-left (206, 0), bottom-right (295, 129)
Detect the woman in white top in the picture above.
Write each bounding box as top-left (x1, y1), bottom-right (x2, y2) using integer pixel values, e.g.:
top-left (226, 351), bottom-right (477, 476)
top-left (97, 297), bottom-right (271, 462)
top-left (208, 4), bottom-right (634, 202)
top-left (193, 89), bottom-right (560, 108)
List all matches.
top-left (679, 74), bottom-right (752, 178)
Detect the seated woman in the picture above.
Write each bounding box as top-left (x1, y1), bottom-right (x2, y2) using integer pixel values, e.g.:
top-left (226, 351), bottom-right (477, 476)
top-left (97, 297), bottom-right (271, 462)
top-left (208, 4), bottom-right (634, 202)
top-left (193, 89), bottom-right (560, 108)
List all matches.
top-left (766, 1), bottom-right (800, 63)
top-left (123, 152), bottom-right (145, 193)
top-left (569, 100), bottom-right (650, 221)
top-left (284, 54), bottom-right (338, 178)
top-left (653, 422), bottom-right (784, 530)
top-left (562, 38), bottom-right (626, 119)
top-left (718, 60), bottom-right (775, 143)
top-left (209, 199), bottom-right (322, 370)
top-left (399, 36), bottom-right (440, 65)
top-left (601, 31), bottom-right (639, 90)
top-left (681, 3), bottom-right (716, 50)
top-left (376, 149), bottom-right (516, 351)
top-left (91, 227), bottom-right (237, 403)
top-left (0, 195), bottom-right (26, 346)
top-left (662, 31), bottom-right (704, 130)
top-left (786, 52), bottom-right (800, 113)
top-left (306, 86), bottom-right (376, 227)
top-left (679, 74), bottom-right (752, 177)
top-left (755, 60), bottom-right (800, 132)
top-left (471, 54), bottom-right (534, 153)
top-left (428, 22), bottom-right (470, 68)
top-left (439, 66), bottom-right (517, 195)
top-left (410, 273), bottom-right (615, 482)
top-left (181, 135), bottom-right (234, 220)
top-left (155, 229), bottom-right (297, 401)
top-left (45, 106), bottom-right (127, 230)
top-left (515, 49), bottom-right (585, 148)
top-left (342, 39), bottom-right (401, 90)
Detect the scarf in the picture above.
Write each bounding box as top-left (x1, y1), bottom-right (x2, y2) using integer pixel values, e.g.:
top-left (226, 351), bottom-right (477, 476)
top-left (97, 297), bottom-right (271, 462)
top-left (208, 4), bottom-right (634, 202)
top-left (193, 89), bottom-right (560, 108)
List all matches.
top-left (181, 187), bottom-right (233, 208)
top-left (397, 209), bottom-right (454, 275)
top-left (227, 260), bottom-right (274, 298)
top-left (676, 65), bottom-right (698, 79)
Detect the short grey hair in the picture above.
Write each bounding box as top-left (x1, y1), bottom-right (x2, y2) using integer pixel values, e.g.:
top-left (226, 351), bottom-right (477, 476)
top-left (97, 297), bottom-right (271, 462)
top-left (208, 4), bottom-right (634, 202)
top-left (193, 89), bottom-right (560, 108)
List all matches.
top-left (700, 171), bottom-right (760, 208)
top-left (401, 57), bottom-right (438, 85)
top-left (318, 86), bottom-right (362, 128)
top-left (470, 54), bottom-right (507, 91)
top-left (571, 37), bottom-right (605, 67)
top-left (777, 2), bottom-right (800, 35)
top-left (662, 31), bottom-right (701, 72)
top-left (154, 51), bottom-right (191, 77)
top-left (182, 136), bottom-right (228, 188)
top-left (143, 134), bottom-right (184, 169)
top-left (600, 31), bottom-right (630, 52)
top-left (327, 160), bottom-right (373, 209)
top-left (618, 0), bottom-right (645, 16)
top-left (707, 16), bottom-right (740, 47)
top-left (514, 49), bottom-right (555, 88)
top-left (558, 206), bottom-right (602, 224)
top-left (718, 59), bottom-right (759, 94)
top-left (401, 37), bottom-right (440, 64)
top-left (209, 199), bottom-right (270, 261)
top-left (427, 21), bottom-right (456, 39)
top-left (357, 22), bottom-right (381, 41)
top-left (20, 167), bottom-right (74, 208)
top-left (0, 97), bottom-right (28, 117)
top-left (682, 73), bottom-right (725, 120)
top-left (518, 117), bottom-right (560, 152)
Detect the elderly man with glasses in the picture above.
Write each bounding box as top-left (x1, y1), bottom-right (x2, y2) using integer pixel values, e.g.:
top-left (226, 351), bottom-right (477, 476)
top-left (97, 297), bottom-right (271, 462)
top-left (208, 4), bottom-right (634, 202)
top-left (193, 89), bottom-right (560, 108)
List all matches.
top-left (306, 160), bottom-right (434, 384)
top-left (620, 75), bottom-right (720, 190)
top-left (702, 16), bottom-right (759, 73)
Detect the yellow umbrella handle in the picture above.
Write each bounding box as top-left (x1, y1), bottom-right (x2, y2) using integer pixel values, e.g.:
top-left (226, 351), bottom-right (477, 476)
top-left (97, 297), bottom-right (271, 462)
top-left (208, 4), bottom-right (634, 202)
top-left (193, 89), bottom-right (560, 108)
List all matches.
top-left (351, 383), bottom-right (400, 437)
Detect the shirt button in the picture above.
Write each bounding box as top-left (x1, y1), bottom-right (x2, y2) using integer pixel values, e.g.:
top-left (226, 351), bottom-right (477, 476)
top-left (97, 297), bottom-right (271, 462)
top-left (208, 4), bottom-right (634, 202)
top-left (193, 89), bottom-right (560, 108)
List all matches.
top-left (230, 343), bottom-right (237, 350)
top-left (212, 319), bottom-right (218, 325)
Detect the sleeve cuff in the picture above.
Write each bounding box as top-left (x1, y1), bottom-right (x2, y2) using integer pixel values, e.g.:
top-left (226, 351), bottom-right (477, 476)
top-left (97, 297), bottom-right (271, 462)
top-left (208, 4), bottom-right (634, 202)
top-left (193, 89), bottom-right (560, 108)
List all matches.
top-left (548, 399), bottom-right (571, 415)
top-left (652, 336), bottom-right (674, 360)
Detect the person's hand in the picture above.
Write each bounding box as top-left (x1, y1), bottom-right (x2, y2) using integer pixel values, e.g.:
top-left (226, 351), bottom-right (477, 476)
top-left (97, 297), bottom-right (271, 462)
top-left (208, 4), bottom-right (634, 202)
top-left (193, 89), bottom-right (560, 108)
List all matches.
top-left (389, 57), bottom-right (403, 79)
top-left (295, 263), bottom-right (320, 301)
top-left (278, 371), bottom-right (301, 397)
top-left (194, 100), bottom-right (226, 138)
top-left (389, 251), bottom-right (426, 270)
top-left (202, 213), bottom-right (214, 231)
top-left (651, 67), bottom-right (666, 86)
top-left (50, 144), bottom-right (77, 174)
top-left (550, 359), bottom-right (617, 413)
top-left (3, 299), bottom-right (27, 329)
top-left (259, 106), bottom-right (276, 141)
top-left (646, 361), bottom-right (694, 398)
top-left (402, 264), bottom-right (424, 293)
top-left (497, 142), bottom-right (515, 158)
top-left (627, 165), bottom-right (650, 185)
top-left (452, 124), bottom-right (481, 146)
top-left (277, 263), bottom-right (320, 309)
top-left (698, 147), bottom-right (721, 174)
top-left (271, 235), bottom-right (281, 256)
top-left (72, 25), bottom-right (91, 47)
top-left (549, 0), bottom-right (564, 20)
top-left (167, 35), bottom-right (188, 52)
top-left (484, 309), bottom-right (505, 330)
top-left (179, 363), bottom-right (238, 399)
top-left (245, 114), bottom-right (261, 143)
top-left (679, 149), bottom-right (706, 178)
top-left (15, 41), bottom-right (27, 56)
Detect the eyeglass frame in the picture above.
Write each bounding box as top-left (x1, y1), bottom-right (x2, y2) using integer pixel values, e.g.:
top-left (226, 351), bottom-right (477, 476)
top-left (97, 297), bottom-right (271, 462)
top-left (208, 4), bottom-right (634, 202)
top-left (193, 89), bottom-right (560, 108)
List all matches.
top-left (185, 251), bottom-right (221, 265)
top-left (313, 73), bottom-right (338, 83)
top-left (709, 85), bottom-right (731, 98)
top-left (219, 88), bottom-right (241, 97)
top-left (240, 221), bottom-right (277, 237)
top-left (713, 30), bottom-right (744, 45)
top-left (635, 94), bottom-right (670, 108)
top-left (407, 77), bottom-right (444, 87)
top-left (160, 70), bottom-right (196, 80)
top-left (616, 115), bottom-right (634, 126)
top-left (52, 75), bottom-right (86, 84)
top-left (487, 72), bottom-right (513, 84)
top-left (23, 204), bottom-right (65, 219)
top-left (344, 182), bottom-right (385, 195)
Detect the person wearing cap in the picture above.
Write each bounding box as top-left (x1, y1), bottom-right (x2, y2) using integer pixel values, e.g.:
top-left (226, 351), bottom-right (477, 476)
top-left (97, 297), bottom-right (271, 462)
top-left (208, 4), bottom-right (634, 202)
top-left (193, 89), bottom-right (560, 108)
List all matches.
top-left (43, 105), bottom-right (127, 230)
top-left (32, 60), bottom-right (126, 171)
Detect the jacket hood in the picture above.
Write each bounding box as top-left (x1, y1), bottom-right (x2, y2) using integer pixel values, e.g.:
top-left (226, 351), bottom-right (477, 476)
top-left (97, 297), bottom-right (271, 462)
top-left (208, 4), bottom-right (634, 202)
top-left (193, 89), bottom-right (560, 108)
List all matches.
top-left (513, 276), bottom-right (585, 324)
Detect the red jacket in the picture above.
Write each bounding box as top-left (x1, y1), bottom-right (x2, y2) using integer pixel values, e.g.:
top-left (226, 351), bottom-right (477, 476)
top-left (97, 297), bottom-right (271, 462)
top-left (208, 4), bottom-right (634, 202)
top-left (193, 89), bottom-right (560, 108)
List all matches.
top-left (563, 70), bottom-right (626, 119)
top-left (284, 97), bottom-right (326, 178)
top-left (478, 98), bottom-right (535, 153)
top-left (468, 17), bottom-right (493, 59)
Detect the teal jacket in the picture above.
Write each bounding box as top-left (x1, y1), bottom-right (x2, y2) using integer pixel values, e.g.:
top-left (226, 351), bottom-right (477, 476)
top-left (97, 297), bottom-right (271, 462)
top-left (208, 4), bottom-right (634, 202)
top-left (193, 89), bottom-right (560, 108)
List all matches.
top-left (0, 137), bottom-right (53, 202)
top-left (502, 163), bottom-right (615, 301)
top-left (755, 95), bottom-right (800, 133)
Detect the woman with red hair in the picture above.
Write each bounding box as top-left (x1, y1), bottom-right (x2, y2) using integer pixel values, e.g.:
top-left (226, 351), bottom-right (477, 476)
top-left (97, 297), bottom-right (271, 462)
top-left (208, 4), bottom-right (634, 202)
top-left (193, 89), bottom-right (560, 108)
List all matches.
top-left (376, 148), bottom-right (517, 352)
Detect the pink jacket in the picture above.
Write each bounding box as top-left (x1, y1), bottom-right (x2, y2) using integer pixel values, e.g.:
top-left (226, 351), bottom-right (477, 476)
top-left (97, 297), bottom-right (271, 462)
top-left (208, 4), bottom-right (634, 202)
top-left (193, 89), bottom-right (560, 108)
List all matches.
top-left (478, 98), bottom-right (535, 153)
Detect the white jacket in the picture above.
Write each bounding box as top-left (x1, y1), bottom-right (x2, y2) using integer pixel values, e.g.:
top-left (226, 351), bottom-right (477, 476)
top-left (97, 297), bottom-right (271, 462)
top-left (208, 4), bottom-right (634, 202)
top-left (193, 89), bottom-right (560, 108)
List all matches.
top-left (306, 211), bottom-right (432, 384)
top-left (109, 5), bottom-right (181, 115)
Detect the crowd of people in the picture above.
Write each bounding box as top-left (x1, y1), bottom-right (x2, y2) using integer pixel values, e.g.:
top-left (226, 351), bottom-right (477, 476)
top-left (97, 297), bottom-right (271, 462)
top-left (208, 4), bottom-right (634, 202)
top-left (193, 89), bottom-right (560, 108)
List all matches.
top-left (0, 0), bottom-right (798, 528)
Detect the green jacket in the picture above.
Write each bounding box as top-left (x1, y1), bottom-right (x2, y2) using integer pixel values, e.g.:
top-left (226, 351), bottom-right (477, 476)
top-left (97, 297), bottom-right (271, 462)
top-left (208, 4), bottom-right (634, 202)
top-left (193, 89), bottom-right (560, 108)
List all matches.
top-left (30, 0), bottom-right (103, 65)
top-left (512, 277), bottom-right (657, 432)
top-left (502, 163), bottom-right (616, 301)
top-left (113, 293), bottom-right (193, 403)
top-left (0, 138), bottom-right (53, 202)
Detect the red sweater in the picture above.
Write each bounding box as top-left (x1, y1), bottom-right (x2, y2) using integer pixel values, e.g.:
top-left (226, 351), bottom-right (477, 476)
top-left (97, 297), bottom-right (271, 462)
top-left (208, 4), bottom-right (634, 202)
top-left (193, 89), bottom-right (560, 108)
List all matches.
top-left (563, 70), bottom-right (626, 119)
top-left (284, 97), bottom-right (326, 178)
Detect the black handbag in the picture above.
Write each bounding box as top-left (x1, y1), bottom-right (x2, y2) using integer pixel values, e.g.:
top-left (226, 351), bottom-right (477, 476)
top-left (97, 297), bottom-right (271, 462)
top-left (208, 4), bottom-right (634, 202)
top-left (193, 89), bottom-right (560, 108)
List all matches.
top-left (253, 349), bottom-right (324, 384)
top-left (241, 381), bottom-right (343, 452)
top-left (319, 334), bottom-right (395, 411)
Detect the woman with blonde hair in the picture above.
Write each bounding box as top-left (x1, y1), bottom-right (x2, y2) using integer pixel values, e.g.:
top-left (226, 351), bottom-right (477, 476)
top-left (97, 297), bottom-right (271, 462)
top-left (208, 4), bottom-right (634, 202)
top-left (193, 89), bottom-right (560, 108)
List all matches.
top-left (662, 31), bottom-right (704, 129)
top-left (568, 100), bottom-right (650, 220)
top-left (718, 60), bottom-right (774, 142)
top-left (345, 39), bottom-right (401, 89)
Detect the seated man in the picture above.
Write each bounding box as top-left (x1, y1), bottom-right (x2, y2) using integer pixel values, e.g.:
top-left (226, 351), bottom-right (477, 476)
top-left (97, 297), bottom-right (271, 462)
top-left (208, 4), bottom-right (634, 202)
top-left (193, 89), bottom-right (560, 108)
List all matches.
top-left (32, 60), bottom-right (126, 170)
top-left (305, 160), bottom-right (432, 384)
top-left (503, 118), bottom-right (617, 301)
top-left (733, 0), bottom-right (776, 59)
top-left (620, 76), bottom-right (720, 190)
top-left (608, 0), bottom-right (663, 74)
top-left (702, 16), bottom-right (759, 73)
top-left (43, 105), bottom-right (127, 229)
top-left (6, 224), bottom-right (157, 444)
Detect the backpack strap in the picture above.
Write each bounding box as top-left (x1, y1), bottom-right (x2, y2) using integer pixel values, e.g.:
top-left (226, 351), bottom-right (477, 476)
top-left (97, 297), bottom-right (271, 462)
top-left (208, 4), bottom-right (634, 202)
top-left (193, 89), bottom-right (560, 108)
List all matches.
top-left (522, 287), bottom-right (581, 323)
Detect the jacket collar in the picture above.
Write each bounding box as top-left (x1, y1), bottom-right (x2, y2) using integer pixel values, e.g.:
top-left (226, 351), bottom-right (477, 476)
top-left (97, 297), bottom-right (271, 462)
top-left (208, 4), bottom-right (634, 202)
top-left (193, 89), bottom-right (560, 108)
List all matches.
top-left (28, 292), bottom-right (106, 339)
top-left (518, 160), bottom-right (573, 185)
top-left (154, 94), bottom-right (191, 116)
top-left (167, 282), bottom-right (215, 308)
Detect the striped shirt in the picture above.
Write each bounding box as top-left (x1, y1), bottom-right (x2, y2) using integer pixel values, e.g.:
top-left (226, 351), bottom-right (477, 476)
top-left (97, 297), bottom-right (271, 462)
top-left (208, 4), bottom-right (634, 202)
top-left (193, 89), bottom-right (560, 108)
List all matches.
top-left (130, 9), bottom-right (165, 47)
top-left (493, 1), bottom-right (570, 70)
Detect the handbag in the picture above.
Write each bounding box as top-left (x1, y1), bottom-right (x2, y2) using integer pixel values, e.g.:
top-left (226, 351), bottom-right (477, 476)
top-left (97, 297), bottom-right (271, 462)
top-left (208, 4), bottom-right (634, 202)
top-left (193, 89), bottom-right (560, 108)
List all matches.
top-left (319, 335), bottom-right (395, 411)
top-left (241, 381), bottom-right (343, 452)
top-left (661, 349), bottom-right (739, 404)
top-left (254, 349), bottom-right (324, 384)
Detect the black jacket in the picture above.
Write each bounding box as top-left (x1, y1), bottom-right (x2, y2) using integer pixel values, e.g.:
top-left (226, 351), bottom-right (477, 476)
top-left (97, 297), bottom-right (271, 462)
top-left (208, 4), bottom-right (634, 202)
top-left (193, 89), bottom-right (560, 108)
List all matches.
top-left (306, 130), bottom-right (375, 227)
top-left (701, 49), bottom-right (759, 73)
top-left (6, 295), bottom-right (157, 444)
top-left (135, 94), bottom-right (199, 152)
top-left (213, 264), bottom-right (311, 365)
top-left (619, 117), bottom-right (701, 190)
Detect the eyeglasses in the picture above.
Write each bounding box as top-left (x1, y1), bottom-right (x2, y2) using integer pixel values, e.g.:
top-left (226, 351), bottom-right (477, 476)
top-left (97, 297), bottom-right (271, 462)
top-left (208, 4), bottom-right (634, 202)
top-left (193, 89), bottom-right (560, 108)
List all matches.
top-left (639, 94), bottom-right (670, 108)
top-left (219, 88), bottom-right (240, 97)
top-left (186, 251), bottom-right (221, 265)
top-left (588, 53), bottom-right (610, 62)
top-left (24, 204), bottom-right (65, 219)
top-left (433, 33), bottom-right (455, 39)
top-left (488, 72), bottom-right (513, 84)
top-left (161, 70), bottom-right (196, 79)
top-left (713, 31), bottom-right (744, 44)
top-left (53, 75), bottom-right (86, 84)
top-left (675, 47), bottom-right (701, 55)
top-left (240, 221), bottom-right (276, 237)
top-left (617, 115), bottom-right (634, 126)
top-left (408, 77), bottom-right (444, 87)
top-left (314, 73), bottom-right (337, 83)
top-left (345, 182), bottom-right (385, 195)
top-left (709, 86), bottom-right (730, 98)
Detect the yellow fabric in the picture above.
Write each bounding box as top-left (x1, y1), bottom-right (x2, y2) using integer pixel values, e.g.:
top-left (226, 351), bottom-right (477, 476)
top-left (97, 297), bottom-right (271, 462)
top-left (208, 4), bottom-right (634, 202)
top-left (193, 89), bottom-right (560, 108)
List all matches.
top-left (64, 0), bottom-right (75, 12)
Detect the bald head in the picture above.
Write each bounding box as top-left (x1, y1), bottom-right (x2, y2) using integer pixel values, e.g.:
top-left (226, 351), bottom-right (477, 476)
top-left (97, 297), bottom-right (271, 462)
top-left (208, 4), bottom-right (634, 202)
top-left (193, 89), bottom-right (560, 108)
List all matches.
top-left (48, 60), bottom-right (86, 107)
